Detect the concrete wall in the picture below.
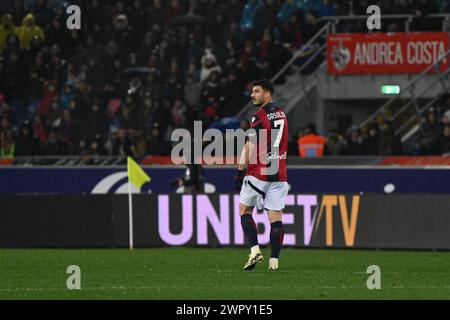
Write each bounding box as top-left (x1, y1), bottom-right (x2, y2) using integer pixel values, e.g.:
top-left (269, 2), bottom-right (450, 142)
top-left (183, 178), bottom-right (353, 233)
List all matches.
top-left (317, 73), bottom-right (446, 100)
top-left (284, 70), bottom-right (447, 134)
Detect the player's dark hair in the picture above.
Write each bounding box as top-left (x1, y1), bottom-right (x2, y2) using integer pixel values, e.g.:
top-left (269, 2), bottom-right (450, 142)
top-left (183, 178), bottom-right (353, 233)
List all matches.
top-left (252, 79), bottom-right (274, 95)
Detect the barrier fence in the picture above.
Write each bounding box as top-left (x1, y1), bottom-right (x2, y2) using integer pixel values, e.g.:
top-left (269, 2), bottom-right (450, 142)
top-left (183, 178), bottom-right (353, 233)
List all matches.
top-left (1, 194), bottom-right (449, 250)
top-left (2, 166), bottom-right (450, 194)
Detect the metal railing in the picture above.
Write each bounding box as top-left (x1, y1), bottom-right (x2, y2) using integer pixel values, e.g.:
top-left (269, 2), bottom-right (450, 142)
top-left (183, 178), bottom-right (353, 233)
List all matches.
top-left (235, 13), bottom-right (450, 141)
top-left (9, 155), bottom-right (128, 166)
top-left (322, 13), bottom-right (450, 32)
top-left (237, 22), bottom-right (331, 118)
top-left (320, 13), bottom-right (450, 141)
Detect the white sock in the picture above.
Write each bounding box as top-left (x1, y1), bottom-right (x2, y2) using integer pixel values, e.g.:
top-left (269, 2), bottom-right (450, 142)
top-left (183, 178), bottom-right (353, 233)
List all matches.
top-left (269, 258), bottom-right (279, 264)
top-left (251, 245), bottom-right (261, 256)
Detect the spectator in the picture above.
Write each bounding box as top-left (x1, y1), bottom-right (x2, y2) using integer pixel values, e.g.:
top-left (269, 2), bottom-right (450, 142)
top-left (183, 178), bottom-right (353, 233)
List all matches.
top-left (278, 0), bottom-right (302, 25)
top-left (118, 94), bottom-right (139, 130)
top-left (224, 0), bottom-right (245, 24)
top-left (339, 127), bottom-right (363, 155)
top-left (439, 125), bottom-right (450, 154)
top-left (282, 11), bottom-right (303, 51)
top-left (361, 124), bottom-right (380, 155)
top-left (0, 56), bottom-right (5, 92)
top-left (0, 129), bottom-right (15, 158)
top-left (319, 0), bottom-right (337, 17)
top-left (15, 120), bottom-right (39, 156)
top-left (298, 122), bottom-right (327, 157)
top-left (184, 73), bottom-right (202, 109)
top-left (164, 0), bottom-right (183, 26)
top-left (45, 95), bottom-right (63, 127)
top-left (440, 109), bottom-right (450, 126)
top-left (254, 0), bottom-right (280, 36)
top-left (254, 29), bottom-right (275, 79)
top-left (17, 13), bottom-right (45, 50)
top-left (32, 113), bottom-right (48, 144)
top-left (414, 0), bottom-right (439, 31)
top-left (221, 71), bottom-right (243, 116)
top-left (147, 123), bottom-right (169, 156)
top-left (33, 0), bottom-right (54, 29)
top-left (441, 0), bottom-right (450, 13)
top-left (89, 134), bottom-right (106, 156)
top-left (0, 114), bottom-right (12, 134)
top-left (112, 128), bottom-right (133, 157)
top-left (60, 109), bottom-right (79, 154)
top-left (112, 14), bottom-right (135, 53)
top-left (202, 70), bottom-right (221, 102)
top-left (0, 94), bottom-right (11, 119)
top-left (379, 121), bottom-right (403, 155)
top-left (418, 108), bottom-right (440, 154)
top-left (302, 10), bottom-right (322, 43)
top-left (241, 0), bottom-right (264, 30)
top-left (11, 0), bottom-right (27, 26)
top-left (79, 147), bottom-right (95, 165)
top-left (130, 130), bottom-right (148, 158)
top-left (148, 0), bottom-right (165, 27)
top-left (60, 82), bottom-right (75, 109)
top-left (0, 14), bottom-right (18, 53)
top-left (200, 51), bottom-right (222, 83)
top-left (127, 0), bottom-right (146, 40)
top-left (171, 98), bottom-right (187, 128)
top-left (2, 0), bottom-right (443, 159)
top-left (84, 99), bottom-right (106, 140)
top-left (37, 81), bottom-right (58, 115)
top-left (24, 61), bottom-right (45, 106)
top-left (3, 40), bottom-right (26, 98)
top-left (326, 127), bottom-right (345, 155)
top-left (42, 127), bottom-right (67, 155)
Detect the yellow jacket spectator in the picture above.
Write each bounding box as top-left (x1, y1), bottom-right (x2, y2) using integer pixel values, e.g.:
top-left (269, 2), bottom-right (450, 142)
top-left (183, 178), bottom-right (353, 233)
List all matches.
top-left (17, 13), bottom-right (45, 49)
top-left (0, 14), bottom-right (18, 53)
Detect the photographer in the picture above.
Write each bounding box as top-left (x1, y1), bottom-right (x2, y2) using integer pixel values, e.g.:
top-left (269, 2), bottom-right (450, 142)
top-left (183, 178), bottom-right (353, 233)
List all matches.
top-left (170, 131), bottom-right (205, 194)
top-left (174, 163), bottom-right (205, 194)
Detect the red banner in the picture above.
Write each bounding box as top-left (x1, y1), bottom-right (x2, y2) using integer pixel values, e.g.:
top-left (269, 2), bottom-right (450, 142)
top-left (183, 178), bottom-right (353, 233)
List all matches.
top-left (327, 32), bottom-right (450, 75)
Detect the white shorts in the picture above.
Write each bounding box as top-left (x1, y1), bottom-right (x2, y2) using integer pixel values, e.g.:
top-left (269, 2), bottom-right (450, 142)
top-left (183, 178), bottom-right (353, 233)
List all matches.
top-left (239, 175), bottom-right (289, 211)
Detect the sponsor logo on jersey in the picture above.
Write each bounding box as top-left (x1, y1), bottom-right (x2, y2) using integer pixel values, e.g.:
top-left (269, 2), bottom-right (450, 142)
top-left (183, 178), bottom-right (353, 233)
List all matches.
top-left (267, 151), bottom-right (287, 160)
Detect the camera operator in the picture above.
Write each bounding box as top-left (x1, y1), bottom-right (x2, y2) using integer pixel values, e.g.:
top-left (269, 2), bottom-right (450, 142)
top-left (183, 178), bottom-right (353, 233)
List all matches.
top-left (175, 163), bottom-right (205, 194)
top-left (170, 131), bottom-right (205, 194)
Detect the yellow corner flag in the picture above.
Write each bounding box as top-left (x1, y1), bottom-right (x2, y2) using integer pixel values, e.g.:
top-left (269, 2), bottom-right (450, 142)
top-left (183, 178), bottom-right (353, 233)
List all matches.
top-left (127, 156), bottom-right (151, 190)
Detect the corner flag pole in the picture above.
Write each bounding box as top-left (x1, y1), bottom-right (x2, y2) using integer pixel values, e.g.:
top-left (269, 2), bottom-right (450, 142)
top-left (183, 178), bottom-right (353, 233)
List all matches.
top-left (126, 156), bottom-right (151, 251)
top-left (128, 174), bottom-right (134, 251)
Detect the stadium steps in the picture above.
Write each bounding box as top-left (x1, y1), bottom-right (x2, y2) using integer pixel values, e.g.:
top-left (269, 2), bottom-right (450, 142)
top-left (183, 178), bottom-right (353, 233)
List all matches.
top-left (357, 49), bottom-right (450, 147)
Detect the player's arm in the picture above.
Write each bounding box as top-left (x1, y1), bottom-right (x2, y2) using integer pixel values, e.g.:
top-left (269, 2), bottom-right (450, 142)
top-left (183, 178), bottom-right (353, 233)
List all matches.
top-left (238, 141), bottom-right (249, 171)
top-left (235, 116), bottom-right (260, 190)
top-left (235, 141), bottom-right (248, 191)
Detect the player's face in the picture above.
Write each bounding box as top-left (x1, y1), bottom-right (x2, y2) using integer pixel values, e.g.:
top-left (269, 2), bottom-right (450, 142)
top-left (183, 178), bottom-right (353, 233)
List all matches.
top-left (251, 86), bottom-right (266, 106)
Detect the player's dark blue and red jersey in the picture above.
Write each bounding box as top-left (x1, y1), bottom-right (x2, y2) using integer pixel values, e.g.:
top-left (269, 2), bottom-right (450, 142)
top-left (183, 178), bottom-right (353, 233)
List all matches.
top-left (246, 103), bottom-right (288, 182)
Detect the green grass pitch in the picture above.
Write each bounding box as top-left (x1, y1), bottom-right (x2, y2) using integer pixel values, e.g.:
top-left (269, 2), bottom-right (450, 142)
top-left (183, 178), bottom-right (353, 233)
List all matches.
top-left (0, 248), bottom-right (449, 299)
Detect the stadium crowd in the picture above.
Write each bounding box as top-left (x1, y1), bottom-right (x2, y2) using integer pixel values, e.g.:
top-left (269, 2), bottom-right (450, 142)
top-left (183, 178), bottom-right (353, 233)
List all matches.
top-left (1, 0), bottom-right (450, 159)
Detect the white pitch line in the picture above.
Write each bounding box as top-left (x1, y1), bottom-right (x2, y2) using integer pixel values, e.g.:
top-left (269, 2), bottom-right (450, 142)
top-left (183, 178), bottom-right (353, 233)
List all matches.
top-left (0, 285), bottom-right (450, 293)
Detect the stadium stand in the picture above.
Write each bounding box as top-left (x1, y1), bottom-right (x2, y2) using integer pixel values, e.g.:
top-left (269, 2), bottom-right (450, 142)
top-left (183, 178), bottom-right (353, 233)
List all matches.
top-left (1, 0), bottom-right (450, 160)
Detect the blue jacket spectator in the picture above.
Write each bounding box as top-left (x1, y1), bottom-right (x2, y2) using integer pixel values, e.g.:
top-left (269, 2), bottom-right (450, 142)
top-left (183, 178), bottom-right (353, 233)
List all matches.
top-left (301, 0), bottom-right (321, 15)
top-left (278, 0), bottom-right (302, 24)
top-left (241, 0), bottom-right (264, 30)
top-left (319, 0), bottom-right (337, 17)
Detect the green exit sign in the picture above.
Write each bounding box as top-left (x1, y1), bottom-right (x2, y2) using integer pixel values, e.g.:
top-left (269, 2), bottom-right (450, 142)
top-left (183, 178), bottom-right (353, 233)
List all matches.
top-left (381, 85), bottom-right (400, 95)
